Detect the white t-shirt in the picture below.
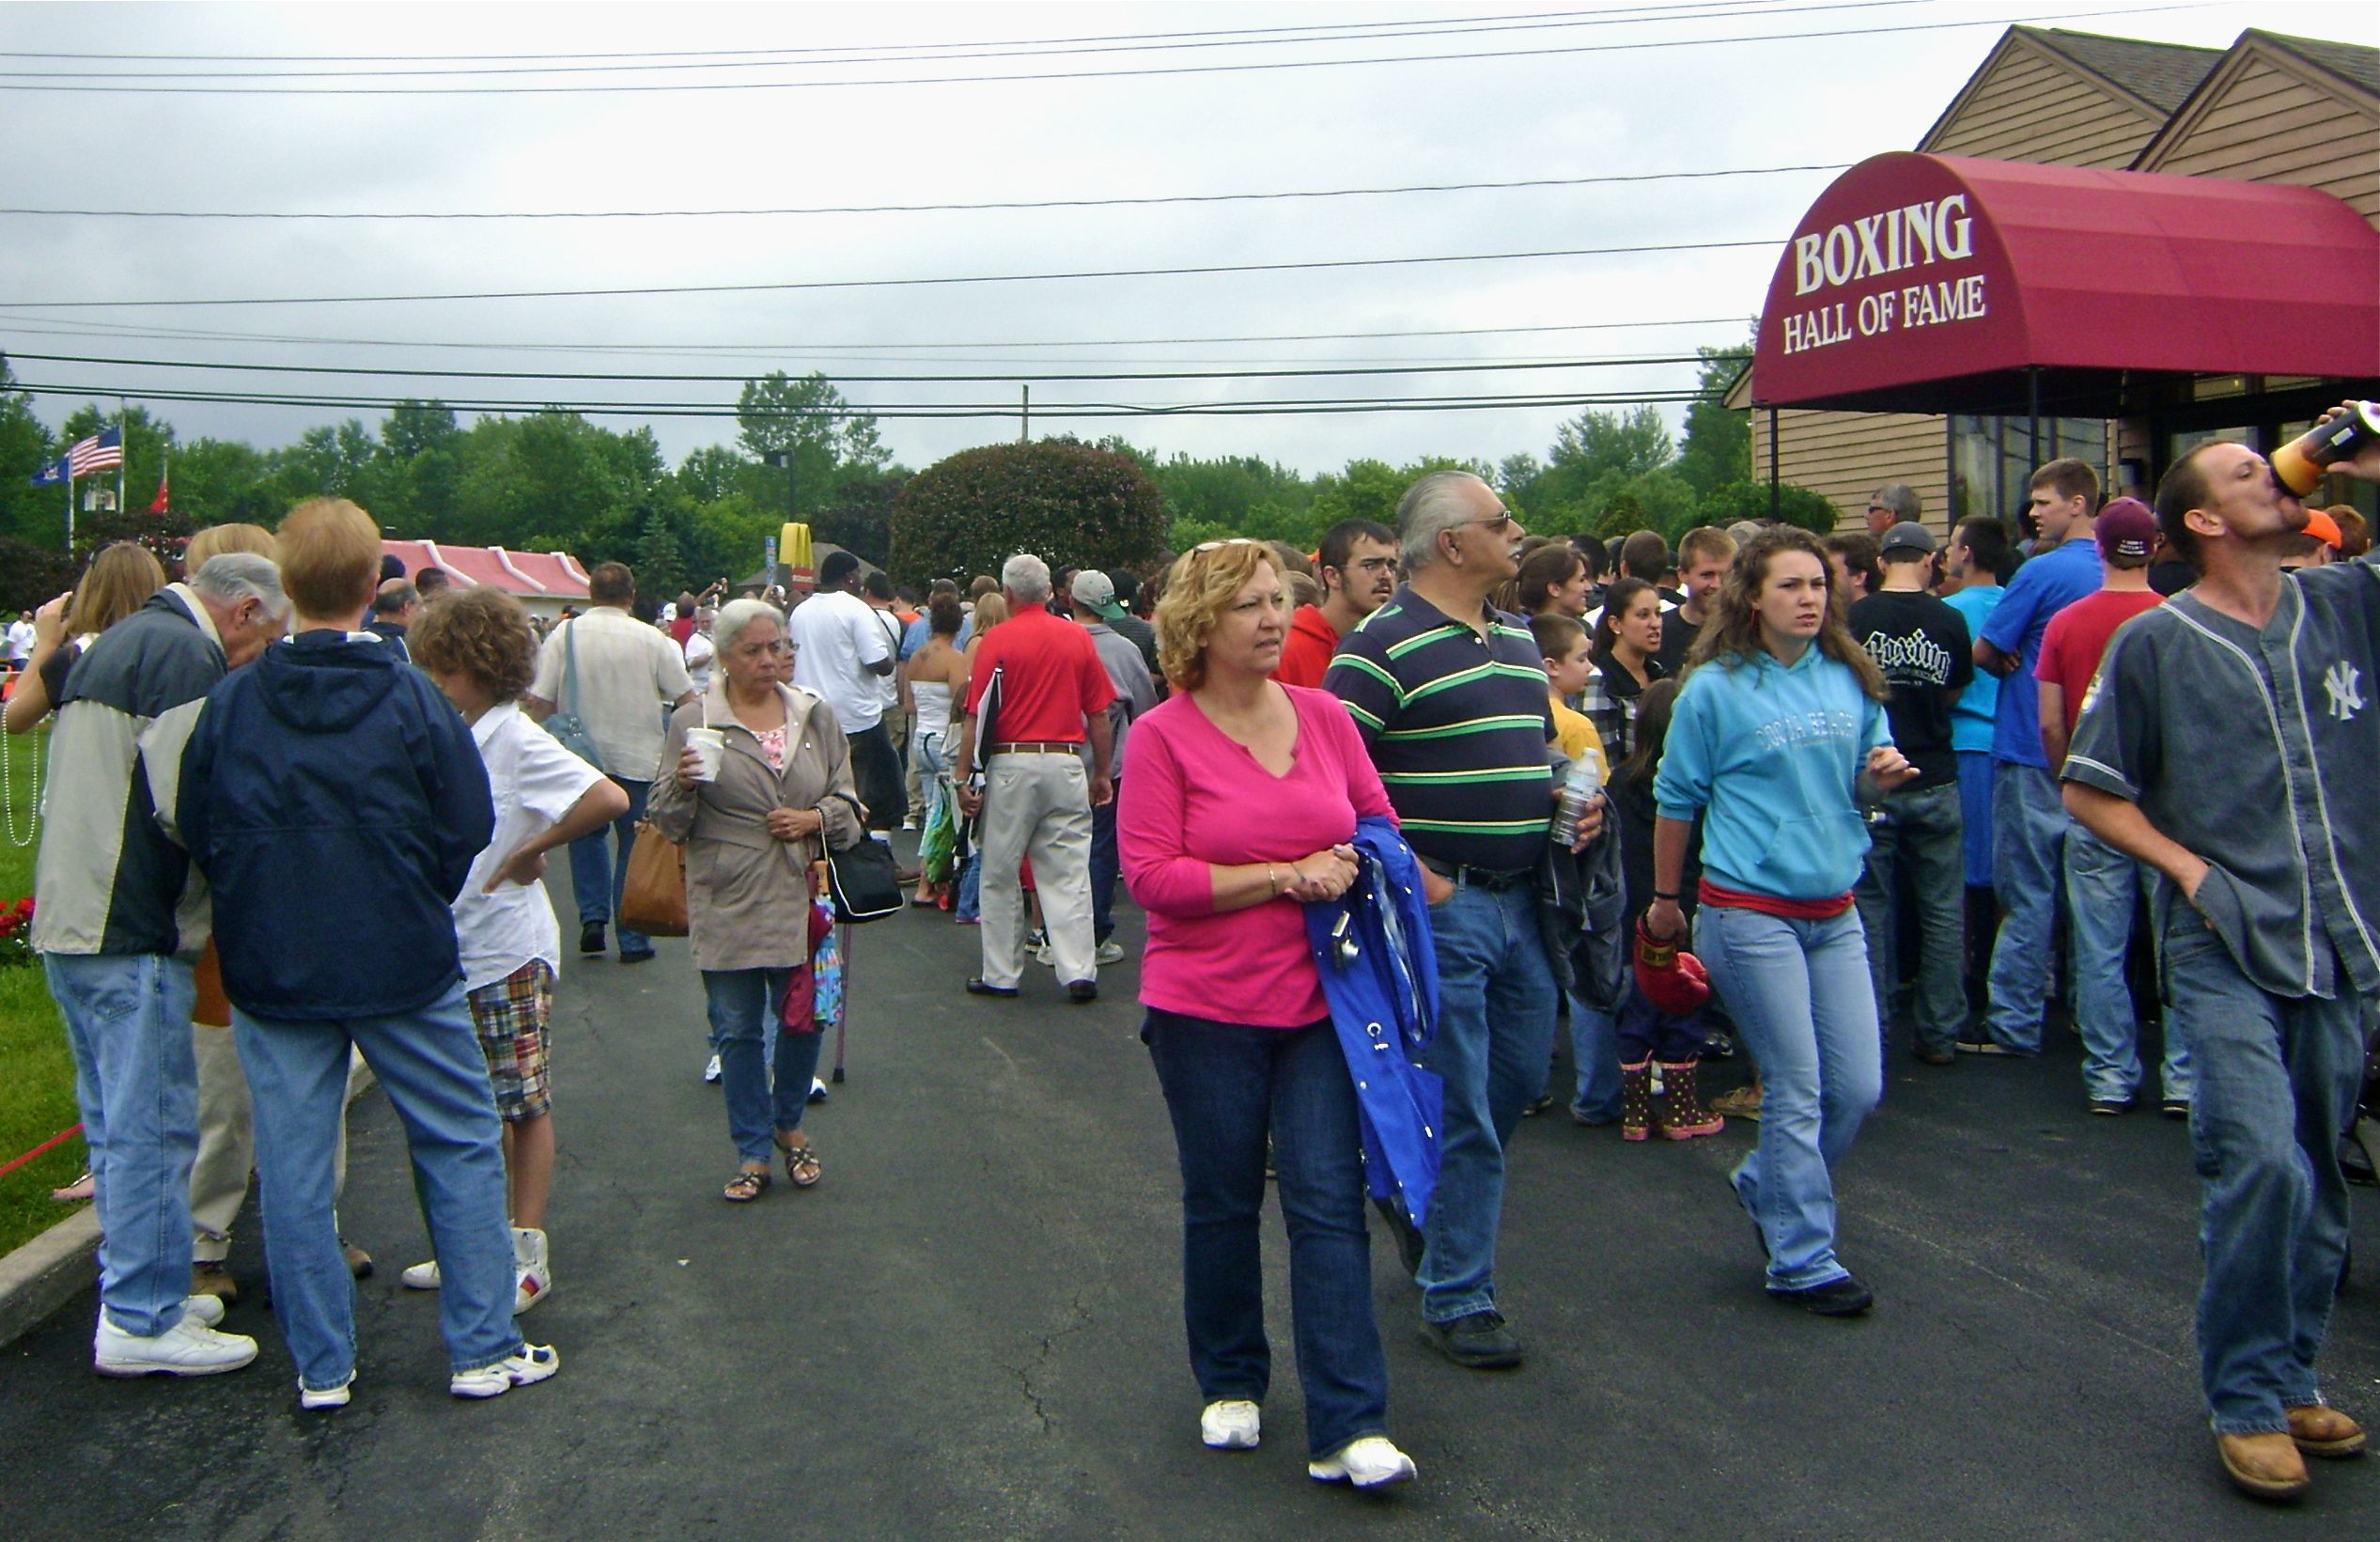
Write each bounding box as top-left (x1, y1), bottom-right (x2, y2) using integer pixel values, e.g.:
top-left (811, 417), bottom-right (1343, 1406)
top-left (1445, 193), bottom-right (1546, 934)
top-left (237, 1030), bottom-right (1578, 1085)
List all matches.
top-left (5, 619), bottom-right (34, 662)
top-left (684, 630), bottom-right (716, 693)
top-left (865, 604), bottom-right (903, 715)
top-left (788, 588), bottom-right (890, 732)
top-left (455, 700), bottom-right (608, 993)
top-left (530, 607), bottom-right (693, 782)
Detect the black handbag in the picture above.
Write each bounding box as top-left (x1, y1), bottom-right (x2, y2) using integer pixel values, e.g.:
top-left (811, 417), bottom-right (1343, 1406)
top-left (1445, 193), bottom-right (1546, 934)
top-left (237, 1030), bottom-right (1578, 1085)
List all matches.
top-left (822, 792), bottom-right (903, 923)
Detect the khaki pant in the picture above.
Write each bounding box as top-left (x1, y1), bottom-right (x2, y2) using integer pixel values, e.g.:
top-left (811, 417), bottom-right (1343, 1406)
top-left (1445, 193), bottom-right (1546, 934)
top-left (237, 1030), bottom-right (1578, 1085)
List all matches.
top-left (977, 752), bottom-right (1096, 989)
top-left (190, 1024), bottom-right (368, 1263)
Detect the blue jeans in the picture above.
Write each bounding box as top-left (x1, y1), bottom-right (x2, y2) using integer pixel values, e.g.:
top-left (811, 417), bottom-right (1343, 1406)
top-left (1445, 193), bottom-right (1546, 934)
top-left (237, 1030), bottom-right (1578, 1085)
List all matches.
top-left (1853, 780), bottom-right (1969, 1059)
top-left (704, 969), bottom-right (825, 1164)
top-left (2162, 924), bottom-right (2363, 1435)
top-left (1955, 750), bottom-right (1996, 889)
top-left (2066, 825), bottom-right (2190, 1104)
top-left (1419, 880), bottom-right (1558, 1324)
top-left (1143, 1009), bottom-right (1387, 1457)
top-left (569, 774), bottom-right (652, 957)
top-left (955, 854), bottom-right (982, 923)
top-left (235, 984), bottom-right (521, 1389)
top-left (1566, 995), bottom-right (1622, 1121)
top-left (1983, 761), bottom-right (2069, 1051)
top-left (45, 953), bottom-right (200, 1337)
top-left (1091, 785), bottom-right (1120, 944)
top-left (1696, 905), bottom-right (1882, 1292)
top-left (1613, 979), bottom-right (1705, 1065)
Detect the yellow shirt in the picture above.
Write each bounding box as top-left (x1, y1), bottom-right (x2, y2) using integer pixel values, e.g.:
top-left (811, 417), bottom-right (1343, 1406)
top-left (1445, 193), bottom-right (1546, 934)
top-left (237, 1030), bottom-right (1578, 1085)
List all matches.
top-left (1549, 693), bottom-right (1609, 783)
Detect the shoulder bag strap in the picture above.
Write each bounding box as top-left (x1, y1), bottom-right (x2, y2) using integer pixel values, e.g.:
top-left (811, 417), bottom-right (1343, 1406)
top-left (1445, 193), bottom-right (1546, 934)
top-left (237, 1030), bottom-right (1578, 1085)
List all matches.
top-left (562, 616), bottom-right (583, 717)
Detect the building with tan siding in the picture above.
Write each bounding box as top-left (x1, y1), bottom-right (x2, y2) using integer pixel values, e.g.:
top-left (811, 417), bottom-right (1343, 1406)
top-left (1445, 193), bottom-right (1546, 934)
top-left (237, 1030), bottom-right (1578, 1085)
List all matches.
top-left (1729, 25), bottom-right (2380, 537)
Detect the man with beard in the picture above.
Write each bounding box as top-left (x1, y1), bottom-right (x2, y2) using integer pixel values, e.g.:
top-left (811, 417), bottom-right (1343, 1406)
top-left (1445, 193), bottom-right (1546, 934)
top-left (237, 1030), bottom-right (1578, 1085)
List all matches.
top-left (1277, 519), bottom-right (1396, 688)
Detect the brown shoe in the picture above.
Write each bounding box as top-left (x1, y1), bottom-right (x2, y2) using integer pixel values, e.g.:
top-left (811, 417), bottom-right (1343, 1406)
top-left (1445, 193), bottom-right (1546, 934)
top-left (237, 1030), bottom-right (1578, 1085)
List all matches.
top-left (2217, 1431), bottom-right (2310, 1502)
top-left (190, 1260), bottom-right (239, 1305)
top-left (342, 1239), bottom-right (375, 1280)
top-left (2287, 1404), bottom-right (2367, 1457)
top-left (1709, 1083), bottom-right (1764, 1122)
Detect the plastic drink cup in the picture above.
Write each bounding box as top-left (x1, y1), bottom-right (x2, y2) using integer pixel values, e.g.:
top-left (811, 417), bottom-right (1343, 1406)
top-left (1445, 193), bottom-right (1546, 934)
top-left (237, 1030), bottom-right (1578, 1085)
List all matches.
top-left (685, 727), bottom-right (726, 782)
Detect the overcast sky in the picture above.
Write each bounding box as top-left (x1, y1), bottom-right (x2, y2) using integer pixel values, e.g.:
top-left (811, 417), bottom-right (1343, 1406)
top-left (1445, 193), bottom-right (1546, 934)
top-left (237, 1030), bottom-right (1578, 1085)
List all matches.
top-left (2, 0), bottom-right (2372, 482)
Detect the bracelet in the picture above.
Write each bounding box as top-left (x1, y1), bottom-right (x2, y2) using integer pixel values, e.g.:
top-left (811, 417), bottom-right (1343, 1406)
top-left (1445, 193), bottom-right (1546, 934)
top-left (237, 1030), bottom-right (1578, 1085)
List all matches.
top-left (1653, 890), bottom-right (1680, 902)
top-left (1266, 863), bottom-right (1281, 896)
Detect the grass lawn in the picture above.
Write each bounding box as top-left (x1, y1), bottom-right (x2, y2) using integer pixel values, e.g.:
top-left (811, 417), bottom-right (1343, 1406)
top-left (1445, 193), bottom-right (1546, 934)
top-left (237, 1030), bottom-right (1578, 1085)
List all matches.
top-left (0, 723), bottom-right (83, 1259)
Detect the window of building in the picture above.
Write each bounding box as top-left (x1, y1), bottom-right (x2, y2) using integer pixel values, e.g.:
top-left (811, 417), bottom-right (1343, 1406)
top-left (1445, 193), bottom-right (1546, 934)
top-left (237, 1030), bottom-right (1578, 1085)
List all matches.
top-left (1949, 414), bottom-right (2111, 531)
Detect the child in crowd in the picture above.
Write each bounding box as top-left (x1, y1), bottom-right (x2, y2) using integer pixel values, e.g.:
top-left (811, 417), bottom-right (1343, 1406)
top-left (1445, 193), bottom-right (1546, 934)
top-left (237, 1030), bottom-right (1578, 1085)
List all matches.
top-left (178, 497), bottom-right (559, 1406)
top-left (404, 587), bottom-right (630, 1313)
top-left (1610, 680), bottom-right (1722, 1141)
top-left (1530, 614), bottom-right (1621, 1124)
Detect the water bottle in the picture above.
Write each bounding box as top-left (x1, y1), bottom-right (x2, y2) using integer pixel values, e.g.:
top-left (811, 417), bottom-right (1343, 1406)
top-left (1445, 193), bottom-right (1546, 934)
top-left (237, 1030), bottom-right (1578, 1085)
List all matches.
top-left (1550, 752), bottom-right (1602, 846)
top-left (2272, 402), bottom-right (2380, 496)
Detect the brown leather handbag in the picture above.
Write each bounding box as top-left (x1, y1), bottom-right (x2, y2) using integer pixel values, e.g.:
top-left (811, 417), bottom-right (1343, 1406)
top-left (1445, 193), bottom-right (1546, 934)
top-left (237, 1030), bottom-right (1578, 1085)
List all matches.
top-left (617, 822), bottom-right (689, 937)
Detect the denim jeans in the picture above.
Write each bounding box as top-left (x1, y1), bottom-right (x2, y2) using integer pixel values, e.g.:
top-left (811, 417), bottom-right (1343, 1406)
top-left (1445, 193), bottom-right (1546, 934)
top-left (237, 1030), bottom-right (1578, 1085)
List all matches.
top-left (705, 968), bottom-right (825, 1164)
top-left (1090, 785), bottom-right (1120, 944)
top-left (2162, 923), bottom-right (2363, 1434)
top-left (235, 984), bottom-right (521, 1389)
top-left (1143, 1008), bottom-right (1388, 1457)
top-left (1852, 780), bottom-right (1968, 1059)
top-left (1983, 761), bottom-right (2069, 1051)
top-left (1566, 996), bottom-right (1622, 1121)
top-left (955, 853), bottom-right (982, 923)
top-left (45, 953), bottom-right (200, 1337)
top-left (2066, 824), bottom-right (2190, 1104)
top-left (569, 773), bottom-right (652, 957)
top-left (1954, 749), bottom-right (1996, 889)
top-left (1418, 880), bottom-right (1558, 1324)
top-left (1696, 905), bottom-right (1882, 1292)
top-left (1612, 979), bottom-right (1705, 1065)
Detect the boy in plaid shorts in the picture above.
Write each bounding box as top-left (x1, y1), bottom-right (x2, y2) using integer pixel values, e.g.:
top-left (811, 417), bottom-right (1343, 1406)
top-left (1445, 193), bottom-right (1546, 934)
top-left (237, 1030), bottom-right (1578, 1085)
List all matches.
top-left (407, 588), bottom-right (629, 1312)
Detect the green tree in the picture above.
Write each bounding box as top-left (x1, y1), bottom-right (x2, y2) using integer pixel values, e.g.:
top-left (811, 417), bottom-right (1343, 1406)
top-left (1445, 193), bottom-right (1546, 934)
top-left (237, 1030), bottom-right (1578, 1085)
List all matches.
top-left (735, 372), bottom-right (890, 519)
top-left (0, 359), bottom-right (59, 547)
top-left (175, 437), bottom-right (282, 528)
top-left (1675, 342), bottom-right (1753, 499)
top-left (889, 438), bottom-right (1165, 586)
top-left (1701, 478), bottom-right (1840, 534)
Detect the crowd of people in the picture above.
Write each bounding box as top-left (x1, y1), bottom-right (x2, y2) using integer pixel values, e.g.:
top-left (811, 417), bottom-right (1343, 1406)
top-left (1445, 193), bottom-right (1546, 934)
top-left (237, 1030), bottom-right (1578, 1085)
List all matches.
top-left (15, 409), bottom-right (2379, 1503)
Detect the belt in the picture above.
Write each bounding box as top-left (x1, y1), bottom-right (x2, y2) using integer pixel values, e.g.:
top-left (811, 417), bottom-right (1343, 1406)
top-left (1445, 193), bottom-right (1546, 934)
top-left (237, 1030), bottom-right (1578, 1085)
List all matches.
top-left (988, 740), bottom-right (1082, 755)
top-left (1417, 854), bottom-right (1533, 892)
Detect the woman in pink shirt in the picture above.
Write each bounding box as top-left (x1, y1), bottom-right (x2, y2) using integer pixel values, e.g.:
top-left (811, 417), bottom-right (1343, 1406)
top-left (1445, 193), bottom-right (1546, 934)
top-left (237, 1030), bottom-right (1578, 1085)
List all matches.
top-left (1119, 539), bottom-right (1416, 1491)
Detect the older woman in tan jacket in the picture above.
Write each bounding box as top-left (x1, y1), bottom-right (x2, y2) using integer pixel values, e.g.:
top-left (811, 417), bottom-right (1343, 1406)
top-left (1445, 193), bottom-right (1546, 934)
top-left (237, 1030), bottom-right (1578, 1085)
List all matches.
top-left (647, 598), bottom-right (864, 1202)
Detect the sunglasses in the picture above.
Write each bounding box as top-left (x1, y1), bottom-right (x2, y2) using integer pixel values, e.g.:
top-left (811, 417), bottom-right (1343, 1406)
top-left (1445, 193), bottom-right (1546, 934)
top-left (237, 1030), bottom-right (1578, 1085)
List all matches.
top-left (1190, 538), bottom-right (1264, 554)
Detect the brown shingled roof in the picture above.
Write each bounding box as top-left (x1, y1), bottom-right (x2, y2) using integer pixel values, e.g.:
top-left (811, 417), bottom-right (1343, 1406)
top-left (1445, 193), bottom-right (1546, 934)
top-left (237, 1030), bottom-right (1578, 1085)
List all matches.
top-left (2250, 29), bottom-right (2380, 99)
top-left (2020, 26), bottom-right (2223, 115)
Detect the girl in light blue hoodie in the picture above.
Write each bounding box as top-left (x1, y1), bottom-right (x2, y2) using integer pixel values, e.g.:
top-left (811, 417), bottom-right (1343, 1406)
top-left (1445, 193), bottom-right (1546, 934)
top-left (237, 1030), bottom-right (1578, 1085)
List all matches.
top-left (1646, 529), bottom-right (1918, 1316)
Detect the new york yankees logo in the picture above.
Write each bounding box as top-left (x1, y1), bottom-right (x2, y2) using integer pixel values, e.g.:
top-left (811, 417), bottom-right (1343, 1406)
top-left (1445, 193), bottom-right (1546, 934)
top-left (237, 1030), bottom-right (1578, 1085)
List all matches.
top-left (2324, 661), bottom-right (2364, 722)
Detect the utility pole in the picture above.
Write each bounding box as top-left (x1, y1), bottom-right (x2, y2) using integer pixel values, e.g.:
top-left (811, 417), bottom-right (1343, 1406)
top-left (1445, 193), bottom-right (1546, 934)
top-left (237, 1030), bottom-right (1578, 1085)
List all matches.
top-left (1020, 384), bottom-right (1030, 444)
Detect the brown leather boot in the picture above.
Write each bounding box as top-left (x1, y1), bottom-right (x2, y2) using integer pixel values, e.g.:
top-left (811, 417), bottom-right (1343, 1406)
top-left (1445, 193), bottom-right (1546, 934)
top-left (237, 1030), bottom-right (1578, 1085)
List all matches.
top-left (2287, 1404), bottom-right (2366, 1457)
top-left (190, 1260), bottom-right (239, 1305)
top-left (1620, 1060), bottom-right (1653, 1142)
top-left (2217, 1431), bottom-right (2310, 1501)
top-left (1656, 1060), bottom-right (1726, 1139)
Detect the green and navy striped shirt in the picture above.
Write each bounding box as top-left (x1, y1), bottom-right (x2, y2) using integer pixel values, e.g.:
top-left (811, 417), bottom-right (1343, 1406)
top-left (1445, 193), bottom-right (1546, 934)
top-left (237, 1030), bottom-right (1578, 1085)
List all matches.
top-left (1325, 585), bottom-right (1556, 873)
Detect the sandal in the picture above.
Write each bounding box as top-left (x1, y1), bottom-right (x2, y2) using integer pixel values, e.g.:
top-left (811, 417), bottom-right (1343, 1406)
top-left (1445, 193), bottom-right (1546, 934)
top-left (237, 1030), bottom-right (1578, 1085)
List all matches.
top-left (776, 1136), bottom-right (822, 1189)
top-left (722, 1169), bottom-right (771, 1203)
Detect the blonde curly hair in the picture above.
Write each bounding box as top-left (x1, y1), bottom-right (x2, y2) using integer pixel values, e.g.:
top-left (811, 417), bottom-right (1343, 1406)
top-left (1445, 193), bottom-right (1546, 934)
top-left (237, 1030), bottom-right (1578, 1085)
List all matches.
top-left (1154, 539), bottom-right (1277, 692)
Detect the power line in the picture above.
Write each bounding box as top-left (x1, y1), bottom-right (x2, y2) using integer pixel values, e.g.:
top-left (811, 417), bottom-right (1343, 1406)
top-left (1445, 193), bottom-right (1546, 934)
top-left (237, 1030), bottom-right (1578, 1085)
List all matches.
top-left (0, 163), bottom-right (1845, 223)
top-left (0, 5), bottom-right (2210, 94)
top-left (0, 349), bottom-right (1713, 386)
top-left (3, 237), bottom-right (1781, 312)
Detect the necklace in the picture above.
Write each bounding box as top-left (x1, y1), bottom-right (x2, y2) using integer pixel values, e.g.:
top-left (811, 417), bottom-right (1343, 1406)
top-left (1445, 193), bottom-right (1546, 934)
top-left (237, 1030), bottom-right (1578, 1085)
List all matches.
top-left (0, 712), bottom-right (42, 848)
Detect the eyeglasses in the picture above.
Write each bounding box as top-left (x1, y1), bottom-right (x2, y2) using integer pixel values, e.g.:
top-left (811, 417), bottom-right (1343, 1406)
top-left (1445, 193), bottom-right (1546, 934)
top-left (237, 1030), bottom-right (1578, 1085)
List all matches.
top-left (1341, 557), bottom-right (1398, 575)
top-left (1451, 512), bottom-right (1516, 535)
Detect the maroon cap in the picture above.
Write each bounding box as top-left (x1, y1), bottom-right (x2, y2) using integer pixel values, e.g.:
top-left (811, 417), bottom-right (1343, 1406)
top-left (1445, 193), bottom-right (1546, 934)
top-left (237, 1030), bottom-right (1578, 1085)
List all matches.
top-left (2096, 498), bottom-right (2157, 562)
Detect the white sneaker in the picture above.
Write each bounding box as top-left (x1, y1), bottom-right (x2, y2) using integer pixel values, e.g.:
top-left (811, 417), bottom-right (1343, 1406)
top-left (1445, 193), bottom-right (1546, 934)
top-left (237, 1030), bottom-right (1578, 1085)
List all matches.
top-left (401, 1258), bottom-right (442, 1290)
top-left (703, 1053), bottom-right (722, 1083)
top-left (512, 1227), bottom-right (552, 1315)
top-left (94, 1313), bottom-right (258, 1377)
top-left (1095, 940), bottom-right (1126, 966)
top-left (808, 1076), bottom-right (830, 1104)
top-left (1200, 1399), bottom-right (1261, 1450)
top-left (450, 1343), bottom-right (560, 1399)
top-left (301, 1372), bottom-right (355, 1410)
top-left (182, 1293), bottom-right (226, 1329)
top-left (1308, 1436), bottom-right (1416, 1488)
top-left (1032, 941), bottom-right (1054, 966)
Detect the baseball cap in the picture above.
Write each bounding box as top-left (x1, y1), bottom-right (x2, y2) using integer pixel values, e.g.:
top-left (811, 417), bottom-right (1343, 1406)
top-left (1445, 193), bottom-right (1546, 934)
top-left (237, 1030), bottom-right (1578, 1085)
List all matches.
top-left (2302, 508), bottom-right (2344, 549)
top-left (2094, 498), bottom-right (2157, 562)
top-left (1877, 522), bottom-right (1937, 557)
top-left (1069, 569), bottom-right (1126, 620)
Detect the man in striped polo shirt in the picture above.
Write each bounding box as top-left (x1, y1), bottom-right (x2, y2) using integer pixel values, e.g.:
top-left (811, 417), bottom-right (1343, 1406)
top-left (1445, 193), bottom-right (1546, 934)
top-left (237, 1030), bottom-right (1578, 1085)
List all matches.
top-left (1327, 470), bottom-right (1595, 1371)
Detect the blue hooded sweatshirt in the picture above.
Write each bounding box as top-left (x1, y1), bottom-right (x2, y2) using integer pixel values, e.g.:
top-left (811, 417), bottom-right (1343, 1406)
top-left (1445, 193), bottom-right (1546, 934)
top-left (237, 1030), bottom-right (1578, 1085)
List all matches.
top-left (179, 630), bottom-right (494, 1020)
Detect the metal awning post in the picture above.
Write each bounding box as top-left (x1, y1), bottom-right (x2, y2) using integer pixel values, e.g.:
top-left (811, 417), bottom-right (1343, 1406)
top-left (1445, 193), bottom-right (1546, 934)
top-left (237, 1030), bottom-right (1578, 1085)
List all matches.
top-left (2027, 366), bottom-right (2042, 472)
top-left (1767, 407), bottom-right (1780, 521)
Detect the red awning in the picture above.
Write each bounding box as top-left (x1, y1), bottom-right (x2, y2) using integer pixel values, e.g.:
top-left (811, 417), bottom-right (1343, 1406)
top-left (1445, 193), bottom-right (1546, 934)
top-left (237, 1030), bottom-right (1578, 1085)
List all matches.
top-left (1751, 152), bottom-right (2380, 414)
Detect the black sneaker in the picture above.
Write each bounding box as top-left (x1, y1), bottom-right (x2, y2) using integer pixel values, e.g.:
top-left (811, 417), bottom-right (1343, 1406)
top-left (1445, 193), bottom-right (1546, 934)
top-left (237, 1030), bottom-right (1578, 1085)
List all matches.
top-left (1419, 1310), bottom-right (1523, 1369)
top-left (1065, 979), bottom-right (1098, 1005)
top-left (1372, 1194), bottom-right (1425, 1278)
top-left (2089, 1097), bottom-right (2138, 1116)
top-left (2161, 1098), bottom-right (2192, 1122)
top-left (1768, 1274), bottom-right (1874, 1316)
top-left (579, 922), bottom-right (606, 956)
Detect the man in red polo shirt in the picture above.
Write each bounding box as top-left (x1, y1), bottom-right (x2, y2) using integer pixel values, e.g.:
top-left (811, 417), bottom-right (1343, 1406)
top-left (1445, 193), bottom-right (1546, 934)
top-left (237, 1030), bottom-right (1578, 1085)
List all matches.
top-left (1277, 519), bottom-right (1397, 688)
top-left (954, 553), bottom-right (1117, 1003)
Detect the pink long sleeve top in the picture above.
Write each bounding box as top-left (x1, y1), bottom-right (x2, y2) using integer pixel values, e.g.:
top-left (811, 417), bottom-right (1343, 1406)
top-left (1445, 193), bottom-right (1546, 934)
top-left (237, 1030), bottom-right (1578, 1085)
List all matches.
top-left (1119, 684), bottom-right (1396, 1028)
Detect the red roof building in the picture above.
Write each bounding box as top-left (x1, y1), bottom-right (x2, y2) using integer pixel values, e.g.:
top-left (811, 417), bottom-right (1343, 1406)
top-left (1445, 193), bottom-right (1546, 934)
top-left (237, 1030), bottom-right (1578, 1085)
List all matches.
top-left (382, 540), bottom-right (592, 619)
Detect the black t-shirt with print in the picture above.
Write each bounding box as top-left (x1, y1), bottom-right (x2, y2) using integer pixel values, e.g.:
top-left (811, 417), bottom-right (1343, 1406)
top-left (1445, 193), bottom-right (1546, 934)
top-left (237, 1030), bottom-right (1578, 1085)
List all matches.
top-left (1847, 589), bottom-right (1973, 787)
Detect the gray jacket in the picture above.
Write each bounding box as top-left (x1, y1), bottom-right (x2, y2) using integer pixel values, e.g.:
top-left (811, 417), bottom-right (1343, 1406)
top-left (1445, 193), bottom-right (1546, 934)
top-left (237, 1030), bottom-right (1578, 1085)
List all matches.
top-left (646, 681), bottom-right (865, 973)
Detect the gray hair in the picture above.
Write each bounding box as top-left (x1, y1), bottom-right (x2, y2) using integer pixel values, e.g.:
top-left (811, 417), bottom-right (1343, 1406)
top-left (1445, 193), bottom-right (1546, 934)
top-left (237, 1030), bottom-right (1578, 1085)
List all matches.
top-left (190, 553), bottom-right (288, 618)
top-left (713, 597), bottom-right (783, 652)
top-left (1001, 553), bottom-right (1052, 602)
top-left (1394, 471), bottom-right (1490, 572)
top-left (1872, 483), bottom-right (1921, 523)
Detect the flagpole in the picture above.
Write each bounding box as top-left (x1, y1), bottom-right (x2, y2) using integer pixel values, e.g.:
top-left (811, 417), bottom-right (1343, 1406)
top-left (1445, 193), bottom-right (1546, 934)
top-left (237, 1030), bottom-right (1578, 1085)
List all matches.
top-left (117, 398), bottom-right (128, 519)
top-left (66, 462), bottom-right (75, 555)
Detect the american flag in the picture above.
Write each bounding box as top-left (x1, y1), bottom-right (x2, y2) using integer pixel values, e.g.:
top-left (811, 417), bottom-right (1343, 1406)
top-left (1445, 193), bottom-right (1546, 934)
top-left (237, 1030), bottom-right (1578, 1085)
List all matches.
top-left (66, 428), bottom-right (123, 478)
